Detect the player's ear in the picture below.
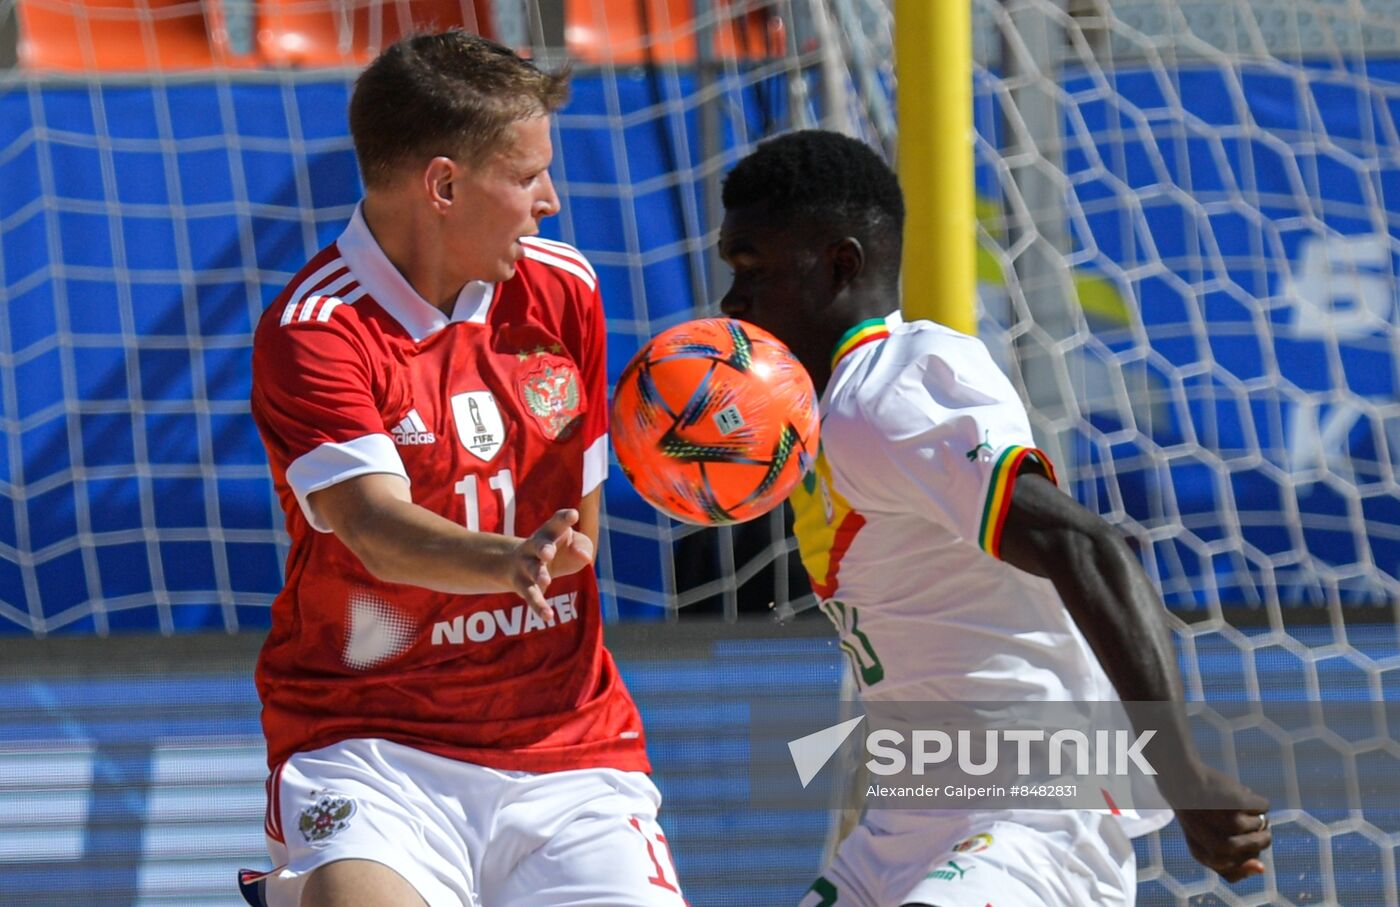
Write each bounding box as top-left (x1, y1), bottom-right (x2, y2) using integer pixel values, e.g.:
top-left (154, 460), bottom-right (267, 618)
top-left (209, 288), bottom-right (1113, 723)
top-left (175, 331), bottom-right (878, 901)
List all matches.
top-left (424, 156), bottom-right (456, 211)
top-left (830, 237), bottom-right (865, 292)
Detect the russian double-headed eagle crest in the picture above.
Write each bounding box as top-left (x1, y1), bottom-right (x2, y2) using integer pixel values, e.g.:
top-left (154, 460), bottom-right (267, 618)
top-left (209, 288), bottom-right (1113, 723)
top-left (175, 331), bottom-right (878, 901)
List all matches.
top-left (297, 790), bottom-right (356, 844)
top-left (518, 352), bottom-right (582, 441)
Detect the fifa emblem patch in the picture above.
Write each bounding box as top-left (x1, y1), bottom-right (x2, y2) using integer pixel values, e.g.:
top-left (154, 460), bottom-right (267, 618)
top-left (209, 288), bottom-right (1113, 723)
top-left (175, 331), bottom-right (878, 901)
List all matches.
top-left (518, 357), bottom-right (582, 440)
top-left (451, 391), bottom-right (507, 462)
top-left (953, 832), bottom-right (993, 854)
top-left (297, 790), bottom-right (356, 844)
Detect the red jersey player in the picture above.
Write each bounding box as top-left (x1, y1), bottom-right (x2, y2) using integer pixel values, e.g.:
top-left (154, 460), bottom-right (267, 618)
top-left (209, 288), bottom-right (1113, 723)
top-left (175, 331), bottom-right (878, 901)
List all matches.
top-left (239, 31), bottom-right (686, 907)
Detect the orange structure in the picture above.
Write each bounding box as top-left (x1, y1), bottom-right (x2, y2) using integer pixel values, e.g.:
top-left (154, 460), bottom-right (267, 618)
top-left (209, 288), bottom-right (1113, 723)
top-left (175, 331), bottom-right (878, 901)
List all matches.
top-left (15, 0), bottom-right (782, 72)
top-left (566, 0), bottom-right (784, 65)
top-left (17, 0), bottom-right (227, 70)
top-left (255, 0), bottom-right (492, 68)
top-left (16, 0), bottom-right (489, 70)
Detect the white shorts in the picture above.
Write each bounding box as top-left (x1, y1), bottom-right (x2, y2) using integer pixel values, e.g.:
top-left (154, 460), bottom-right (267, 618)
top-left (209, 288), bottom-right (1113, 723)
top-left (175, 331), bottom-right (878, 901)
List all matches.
top-left (238, 738), bottom-right (687, 907)
top-left (799, 809), bottom-right (1136, 907)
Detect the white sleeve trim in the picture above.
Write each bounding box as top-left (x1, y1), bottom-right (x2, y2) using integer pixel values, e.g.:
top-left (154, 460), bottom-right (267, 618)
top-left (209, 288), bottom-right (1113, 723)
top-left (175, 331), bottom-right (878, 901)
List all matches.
top-left (583, 433), bottom-right (609, 496)
top-left (520, 244), bottom-right (598, 291)
top-left (285, 434), bottom-right (410, 533)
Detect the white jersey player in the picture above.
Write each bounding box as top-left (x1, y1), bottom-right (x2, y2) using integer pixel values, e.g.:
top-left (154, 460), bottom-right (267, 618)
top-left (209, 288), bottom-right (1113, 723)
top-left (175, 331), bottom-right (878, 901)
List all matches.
top-left (717, 130), bottom-right (1272, 906)
top-left (789, 311), bottom-right (1167, 905)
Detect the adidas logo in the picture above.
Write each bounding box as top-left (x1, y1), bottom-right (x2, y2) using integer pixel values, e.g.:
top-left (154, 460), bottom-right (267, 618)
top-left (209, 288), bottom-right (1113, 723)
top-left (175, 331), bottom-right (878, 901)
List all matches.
top-left (391, 409), bottom-right (436, 446)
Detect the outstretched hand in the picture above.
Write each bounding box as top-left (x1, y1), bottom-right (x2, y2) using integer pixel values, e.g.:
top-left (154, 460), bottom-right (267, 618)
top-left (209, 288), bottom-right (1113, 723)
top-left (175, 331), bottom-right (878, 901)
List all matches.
top-left (1169, 762), bottom-right (1272, 883)
top-left (510, 509), bottom-right (594, 621)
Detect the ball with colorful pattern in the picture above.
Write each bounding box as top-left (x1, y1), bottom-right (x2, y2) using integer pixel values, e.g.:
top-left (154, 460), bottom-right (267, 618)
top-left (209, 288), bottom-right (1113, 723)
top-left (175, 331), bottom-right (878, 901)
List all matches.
top-left (610, 318), bottom-right (820, 525)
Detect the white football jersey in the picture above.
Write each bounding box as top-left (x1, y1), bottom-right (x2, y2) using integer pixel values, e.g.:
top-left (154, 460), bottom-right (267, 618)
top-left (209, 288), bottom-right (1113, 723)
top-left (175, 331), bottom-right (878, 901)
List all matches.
top-left (790, 311), bottom-right (1170, 836)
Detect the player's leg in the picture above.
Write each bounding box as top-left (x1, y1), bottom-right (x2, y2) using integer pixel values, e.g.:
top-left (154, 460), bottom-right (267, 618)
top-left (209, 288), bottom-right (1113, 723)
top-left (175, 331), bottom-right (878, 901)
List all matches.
top-left (256, 739), bottom-right (478, 907)
top-left (484, 768), bottom-right (688, 907)
top-left (245, 860), bottom-right (432, 907)
top-left (300, 859), bottom-right (429, 907)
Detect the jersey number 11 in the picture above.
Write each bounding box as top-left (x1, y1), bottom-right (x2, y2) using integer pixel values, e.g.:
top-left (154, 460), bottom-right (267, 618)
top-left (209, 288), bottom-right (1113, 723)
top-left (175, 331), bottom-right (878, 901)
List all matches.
top-left (456, 469), bottom-right (516, 536)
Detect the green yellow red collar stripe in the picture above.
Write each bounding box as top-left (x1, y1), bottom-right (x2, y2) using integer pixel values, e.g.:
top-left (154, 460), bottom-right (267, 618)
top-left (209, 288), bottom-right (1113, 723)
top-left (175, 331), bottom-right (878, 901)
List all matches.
top-left (977, 446), bottom-right (1058, 558)
top-left (830, 318), bottom-right (891, 372)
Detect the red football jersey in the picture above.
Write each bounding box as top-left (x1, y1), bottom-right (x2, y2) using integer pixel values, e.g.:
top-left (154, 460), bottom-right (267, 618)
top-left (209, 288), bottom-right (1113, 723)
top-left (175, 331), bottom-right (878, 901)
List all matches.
top-left (249, 207), bottom-right (647, 773)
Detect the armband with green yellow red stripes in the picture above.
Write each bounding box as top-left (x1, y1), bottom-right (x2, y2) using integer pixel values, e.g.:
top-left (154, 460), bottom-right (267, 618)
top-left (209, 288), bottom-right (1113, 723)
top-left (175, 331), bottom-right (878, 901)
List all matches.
top-left (977, 445), bottom-right (1058, 559)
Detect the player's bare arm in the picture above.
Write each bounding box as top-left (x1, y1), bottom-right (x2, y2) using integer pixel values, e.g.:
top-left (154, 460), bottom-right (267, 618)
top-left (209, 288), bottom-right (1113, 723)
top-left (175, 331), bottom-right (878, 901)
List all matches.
top-left (310, 472), bottom-right (593, 619)
top-left (997, 470), bottom-right (1272, 883)
top-left (575, 485), bottom-right (602, 555)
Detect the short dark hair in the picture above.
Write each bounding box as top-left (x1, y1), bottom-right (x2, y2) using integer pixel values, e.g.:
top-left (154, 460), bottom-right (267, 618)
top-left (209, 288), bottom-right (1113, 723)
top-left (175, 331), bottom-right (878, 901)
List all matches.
top-left (721, 130), bottom-right (905, 257)
top-left (349, 30), bottom-right (570, 188)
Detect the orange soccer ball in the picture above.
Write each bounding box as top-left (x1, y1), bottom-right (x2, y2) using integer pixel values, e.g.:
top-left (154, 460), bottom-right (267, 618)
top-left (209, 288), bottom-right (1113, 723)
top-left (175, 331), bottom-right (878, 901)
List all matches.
top-left (611, 318), bottom-right (820, 525)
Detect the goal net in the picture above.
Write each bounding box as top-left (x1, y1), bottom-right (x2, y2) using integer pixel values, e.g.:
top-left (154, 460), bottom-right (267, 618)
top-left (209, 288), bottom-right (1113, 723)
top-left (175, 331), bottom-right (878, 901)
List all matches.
top-left (0, 0), bottom-right (1397, 902)
top-left (936, 2), bottom-right (1400, 904)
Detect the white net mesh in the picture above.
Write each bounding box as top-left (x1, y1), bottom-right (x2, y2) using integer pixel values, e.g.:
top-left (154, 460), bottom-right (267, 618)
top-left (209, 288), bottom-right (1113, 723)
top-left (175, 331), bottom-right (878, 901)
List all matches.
top-left (962, 2), bottom-right (1400, 902)
top-left (973, 0), bottom-right (1400, 620)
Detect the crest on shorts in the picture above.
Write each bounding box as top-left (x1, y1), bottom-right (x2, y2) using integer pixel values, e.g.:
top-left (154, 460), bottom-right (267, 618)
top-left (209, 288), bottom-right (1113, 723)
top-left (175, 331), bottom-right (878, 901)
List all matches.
top-left (451, 391), bottom-right (507, 462)
top-left (952, 832), bottom-right (993, 854)
top-left (298, 790), bottom-right (356, 844)
top-left (518, 357), bottom-right (581, 441)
